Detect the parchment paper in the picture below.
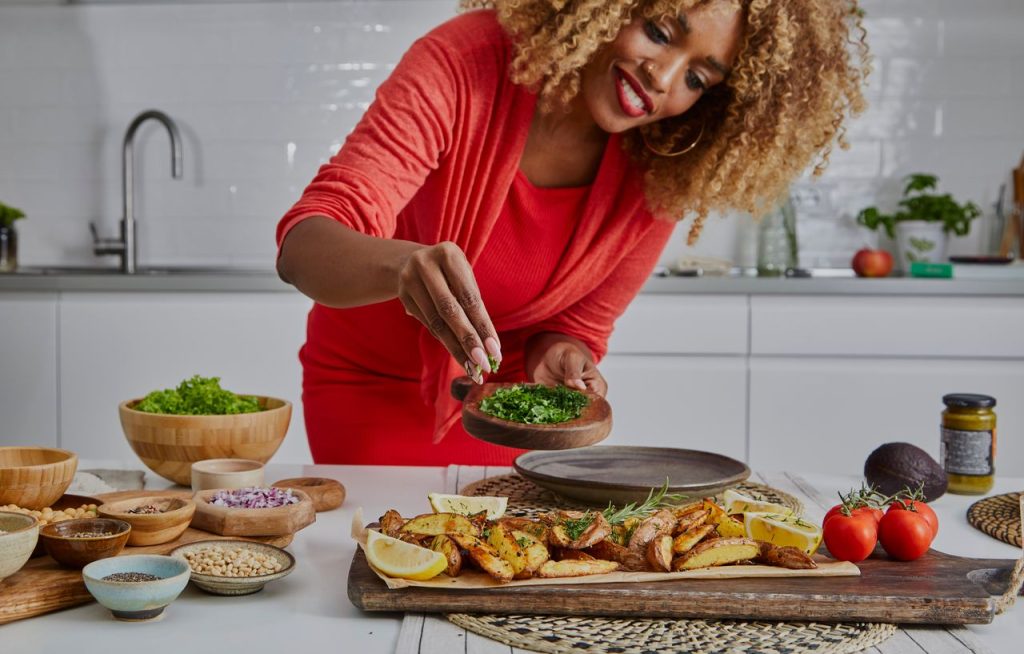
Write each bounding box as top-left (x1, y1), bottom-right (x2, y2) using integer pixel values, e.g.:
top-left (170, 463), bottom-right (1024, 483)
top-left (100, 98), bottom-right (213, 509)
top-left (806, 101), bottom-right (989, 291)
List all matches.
top-left (351, 508), bottom-right (860, 591)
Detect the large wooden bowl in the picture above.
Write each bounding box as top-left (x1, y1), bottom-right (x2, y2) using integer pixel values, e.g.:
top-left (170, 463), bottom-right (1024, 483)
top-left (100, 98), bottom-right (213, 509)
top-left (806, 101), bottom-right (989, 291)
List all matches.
top-left (0, 447), bottom-right (78, 510)
top-left (119, 397), bottom-right (291, 486)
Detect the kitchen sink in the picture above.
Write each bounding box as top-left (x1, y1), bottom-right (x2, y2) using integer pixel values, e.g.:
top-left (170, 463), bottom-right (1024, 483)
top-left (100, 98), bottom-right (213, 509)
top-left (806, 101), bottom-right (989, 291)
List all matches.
top-left (11, 265), bottom-right (276, 276)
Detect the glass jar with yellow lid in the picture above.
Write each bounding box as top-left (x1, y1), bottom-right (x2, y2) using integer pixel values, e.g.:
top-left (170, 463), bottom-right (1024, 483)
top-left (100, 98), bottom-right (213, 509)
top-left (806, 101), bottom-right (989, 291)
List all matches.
top-left (940, 393), bottom-right (997, 494)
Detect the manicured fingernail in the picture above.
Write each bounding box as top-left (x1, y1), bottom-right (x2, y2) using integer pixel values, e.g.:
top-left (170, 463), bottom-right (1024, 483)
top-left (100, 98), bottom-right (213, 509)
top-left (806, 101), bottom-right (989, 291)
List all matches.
top-left (465, 360), bottom-right (483, 384)
top-left (472, 347), bottom-right (490, 373)
top-left (484, 337), bottom-right (502, 362)
top-left (572, 379), bottom-right (587, 390)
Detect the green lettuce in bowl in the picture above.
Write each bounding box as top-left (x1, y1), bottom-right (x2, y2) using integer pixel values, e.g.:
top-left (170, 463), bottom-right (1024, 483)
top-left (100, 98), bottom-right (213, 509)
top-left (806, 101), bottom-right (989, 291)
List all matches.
top-left (134, 375), bottom-right (263, 415)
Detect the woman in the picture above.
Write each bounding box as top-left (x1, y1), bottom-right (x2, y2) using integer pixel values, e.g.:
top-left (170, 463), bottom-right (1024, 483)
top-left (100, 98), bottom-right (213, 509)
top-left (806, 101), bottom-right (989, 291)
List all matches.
top-left (276, 0), bottom-right (868, 466)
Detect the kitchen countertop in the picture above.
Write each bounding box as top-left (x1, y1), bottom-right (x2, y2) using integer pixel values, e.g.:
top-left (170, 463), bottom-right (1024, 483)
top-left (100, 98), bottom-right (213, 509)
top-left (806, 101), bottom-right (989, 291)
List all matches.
top-left (1, 267), bottom-right (1022, 295)
top-left (3, 461), bottom-right (1020, 653)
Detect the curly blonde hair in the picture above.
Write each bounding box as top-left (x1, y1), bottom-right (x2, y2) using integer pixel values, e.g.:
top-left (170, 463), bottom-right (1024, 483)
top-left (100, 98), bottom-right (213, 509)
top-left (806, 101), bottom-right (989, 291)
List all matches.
top-left (459, 0), bottom-right (870, 244)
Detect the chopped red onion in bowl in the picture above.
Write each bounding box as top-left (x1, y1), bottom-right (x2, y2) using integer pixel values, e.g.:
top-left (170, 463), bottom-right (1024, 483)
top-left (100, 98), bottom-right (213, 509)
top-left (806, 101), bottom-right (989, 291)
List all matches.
top-left (208, 487), bottom-right (300, 509)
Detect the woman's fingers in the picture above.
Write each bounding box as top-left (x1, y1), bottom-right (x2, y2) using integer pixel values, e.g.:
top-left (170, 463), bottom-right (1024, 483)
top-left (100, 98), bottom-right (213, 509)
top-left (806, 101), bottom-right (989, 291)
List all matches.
top-left (560, 348), bottom-right (589, 391)
top-left (398, 242), bottom-right (500, 380)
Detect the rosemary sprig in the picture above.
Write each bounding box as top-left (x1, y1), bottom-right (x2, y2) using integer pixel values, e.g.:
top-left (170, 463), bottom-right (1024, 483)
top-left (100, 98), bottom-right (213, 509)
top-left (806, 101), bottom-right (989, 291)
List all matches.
top-left (602, 479), bottom-right (687, 526)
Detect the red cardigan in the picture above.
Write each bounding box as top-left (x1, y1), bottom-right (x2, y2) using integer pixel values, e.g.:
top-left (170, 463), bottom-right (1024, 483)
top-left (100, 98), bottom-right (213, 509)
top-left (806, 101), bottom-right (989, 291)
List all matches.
top-left (277, 10), bottom-right (674, 457)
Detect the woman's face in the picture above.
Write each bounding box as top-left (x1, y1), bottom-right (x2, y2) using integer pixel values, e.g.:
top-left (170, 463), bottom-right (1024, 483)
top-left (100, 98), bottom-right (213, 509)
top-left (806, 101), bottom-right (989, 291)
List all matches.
top-left (580, 1), bottom-right (745, 134)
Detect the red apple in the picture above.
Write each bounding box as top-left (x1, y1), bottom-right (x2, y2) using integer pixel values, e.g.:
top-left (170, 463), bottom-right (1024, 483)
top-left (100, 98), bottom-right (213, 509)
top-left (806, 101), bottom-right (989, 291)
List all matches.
top-left (851, 248), bottom-right (893, 277)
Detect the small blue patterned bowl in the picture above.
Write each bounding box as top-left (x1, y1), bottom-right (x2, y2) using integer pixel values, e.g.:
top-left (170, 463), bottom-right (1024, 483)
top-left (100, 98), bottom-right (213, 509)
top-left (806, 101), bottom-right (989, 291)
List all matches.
top-left (82, 555), bottom-right (190, 621)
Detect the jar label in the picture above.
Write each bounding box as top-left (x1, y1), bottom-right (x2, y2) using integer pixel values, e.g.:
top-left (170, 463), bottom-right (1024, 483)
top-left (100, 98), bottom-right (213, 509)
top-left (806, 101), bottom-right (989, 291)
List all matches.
top-left (940, 428), bottom-right (993, 476)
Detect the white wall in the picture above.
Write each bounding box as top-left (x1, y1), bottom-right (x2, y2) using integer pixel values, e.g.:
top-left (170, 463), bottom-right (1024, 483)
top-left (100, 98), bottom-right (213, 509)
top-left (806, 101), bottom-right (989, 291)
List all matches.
top-left (0, 0), bottom-right (1021, 271)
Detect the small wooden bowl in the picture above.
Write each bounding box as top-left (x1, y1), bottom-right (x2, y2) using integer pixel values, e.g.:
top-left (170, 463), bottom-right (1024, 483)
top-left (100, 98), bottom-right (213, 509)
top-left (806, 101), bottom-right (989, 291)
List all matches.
top-left (271, 477), bottom-right (345, 512)
top-left (451, 377), bottom-right (612, 450)
top-left (97, 496), bottom-right (197, 546)
top-left (191, 458), bottom-right (265, 492)
top-left (39, 518), bottom-right (130, 569)
top-left (190, 488), bottom-right (315, 537)
top-left (0, 447), bottom-right (78, 510)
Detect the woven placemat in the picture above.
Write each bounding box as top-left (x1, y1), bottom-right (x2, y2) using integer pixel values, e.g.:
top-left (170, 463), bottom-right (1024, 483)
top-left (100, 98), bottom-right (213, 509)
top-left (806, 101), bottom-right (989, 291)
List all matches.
top-left (448, 614), bottom-right (897, 654)
top-left (968, 491), bottom-right (1022, 547)
top-left (450, 474), bottom-right (891, 654)
top-left (459, 473), bottom-right (805, 518)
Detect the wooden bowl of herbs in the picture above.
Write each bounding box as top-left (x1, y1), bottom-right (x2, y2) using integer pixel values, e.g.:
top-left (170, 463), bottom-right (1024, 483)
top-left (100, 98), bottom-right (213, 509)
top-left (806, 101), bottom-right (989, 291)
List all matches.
top-left (119, 375), bottom-right (291, 486)
top-left (450, 377), bottom-right (611, 450)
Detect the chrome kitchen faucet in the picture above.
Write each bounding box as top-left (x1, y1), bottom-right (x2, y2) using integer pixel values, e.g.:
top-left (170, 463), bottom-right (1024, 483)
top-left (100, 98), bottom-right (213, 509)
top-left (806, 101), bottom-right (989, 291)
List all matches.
top-left (91, 110), bottom-right (183, 274)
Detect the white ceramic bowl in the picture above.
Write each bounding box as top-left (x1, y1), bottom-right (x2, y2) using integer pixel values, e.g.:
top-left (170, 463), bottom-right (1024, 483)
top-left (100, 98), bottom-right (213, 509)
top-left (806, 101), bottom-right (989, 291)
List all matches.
top-left (0, 512), bottom-right (39, 582)
top-left (190, 459), bottom-right (265, 492)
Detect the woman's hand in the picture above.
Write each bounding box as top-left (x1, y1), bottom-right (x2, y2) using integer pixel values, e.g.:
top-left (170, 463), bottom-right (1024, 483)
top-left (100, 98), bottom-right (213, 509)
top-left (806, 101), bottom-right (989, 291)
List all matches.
top-left (397, 241), bottom-right (501, 382)
top-left (526, 333), bottom-right (607, 396)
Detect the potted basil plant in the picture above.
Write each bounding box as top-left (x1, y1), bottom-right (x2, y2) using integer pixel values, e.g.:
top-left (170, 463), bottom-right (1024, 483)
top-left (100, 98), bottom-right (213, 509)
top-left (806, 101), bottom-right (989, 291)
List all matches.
top-left (856, 173), bottom-right (980, 266)
top-left (0, 201), bottom-right (26, 273)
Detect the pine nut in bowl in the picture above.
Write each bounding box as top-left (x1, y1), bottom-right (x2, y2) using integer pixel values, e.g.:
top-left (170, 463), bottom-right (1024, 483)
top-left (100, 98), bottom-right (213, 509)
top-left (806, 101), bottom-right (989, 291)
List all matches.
top-left (191, 458), bottom-right (265, 492)
top-left (39, 518), bottom-right (131, 568)
top-left (0, 512), bottom-right (39, 583)
top-left (82, 555), bottom-right (190, 622)
top-left (170, 539), bottom-right (295, 596)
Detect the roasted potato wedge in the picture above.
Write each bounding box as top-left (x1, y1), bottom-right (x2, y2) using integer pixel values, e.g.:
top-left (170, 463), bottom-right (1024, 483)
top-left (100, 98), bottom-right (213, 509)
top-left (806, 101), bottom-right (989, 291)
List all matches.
top-left (535, 558), bottom-right (619, 578)
top-left (547, 511), bottom-right (612, 549)
top-left (585, 539), bottom-right (648, 571)
top-left (511, 529), bottom-right (549, 577)
top-left (756, 542), bottom-right (817, 569)
top-left (646, 534), bottom-right (674, 572)
top-left (673, 537), bottom-right (761, 571)
top-left (429, 535), bottom-right (462, 577)
top-left (673, 509), bottom-right (710, 535)
top-left (487, 523), bottom-right (528, 575)
top-left (399, 512), bottom-right (480, 538)
top-left (449, 532), bottom-right (514, 583)
top-left (499, 517), bottom-right (548, 543)
top-left (378, 509), bottom-right (406, 538)
top-left (672, 524), bottom-right (716, 555)
top-left (628, 509), bottom-right (677, 552)
top-left (671, 500), bottom-right (705, 520)
top-left (556, 549), bottom-right (597, 562)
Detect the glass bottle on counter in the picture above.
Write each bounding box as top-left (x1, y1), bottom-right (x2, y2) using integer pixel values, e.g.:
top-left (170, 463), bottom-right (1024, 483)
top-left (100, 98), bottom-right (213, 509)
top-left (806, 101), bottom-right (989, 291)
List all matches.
top-left (940, 393), bottom-right (997, 494)
top-left (756, 197), bottom-right (798, 277)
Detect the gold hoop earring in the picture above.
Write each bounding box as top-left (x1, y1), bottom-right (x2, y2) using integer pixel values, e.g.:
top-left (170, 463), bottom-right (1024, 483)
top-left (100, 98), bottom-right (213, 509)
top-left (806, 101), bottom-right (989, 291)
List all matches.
top-left (640, 121), bottom-right (705, 157)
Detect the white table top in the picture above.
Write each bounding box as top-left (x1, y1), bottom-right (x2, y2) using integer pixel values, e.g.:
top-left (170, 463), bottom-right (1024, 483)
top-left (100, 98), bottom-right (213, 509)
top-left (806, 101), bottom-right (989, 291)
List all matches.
top-left (5, 462), bottom-right (1021, 654)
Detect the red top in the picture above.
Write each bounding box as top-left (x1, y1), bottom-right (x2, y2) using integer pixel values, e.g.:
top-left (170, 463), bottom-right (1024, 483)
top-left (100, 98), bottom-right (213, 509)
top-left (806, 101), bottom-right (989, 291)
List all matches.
top-left (277, 11), bottom-right (674, 466)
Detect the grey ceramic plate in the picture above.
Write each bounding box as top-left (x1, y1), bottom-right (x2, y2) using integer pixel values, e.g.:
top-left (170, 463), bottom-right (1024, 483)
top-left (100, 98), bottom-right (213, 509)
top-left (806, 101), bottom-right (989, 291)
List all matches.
top-left (513, 446), bottom-right (751, 506)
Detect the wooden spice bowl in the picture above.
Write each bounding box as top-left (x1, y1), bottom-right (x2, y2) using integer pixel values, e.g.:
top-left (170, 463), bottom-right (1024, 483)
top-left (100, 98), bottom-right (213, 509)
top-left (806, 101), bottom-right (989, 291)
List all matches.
top-left (97, 495), bottom-right (197, 546)
top-left (190, 488), bottom-right (315, 537)
top-left (271, 477), bottom-right (345, 512)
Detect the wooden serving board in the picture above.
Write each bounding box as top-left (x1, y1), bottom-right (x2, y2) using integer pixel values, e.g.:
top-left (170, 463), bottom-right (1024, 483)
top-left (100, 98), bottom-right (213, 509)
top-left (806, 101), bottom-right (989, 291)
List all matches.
top-left (348, 545), bottom-right (1023, 625)
top-left (0, 490), bottom-right (292, 625)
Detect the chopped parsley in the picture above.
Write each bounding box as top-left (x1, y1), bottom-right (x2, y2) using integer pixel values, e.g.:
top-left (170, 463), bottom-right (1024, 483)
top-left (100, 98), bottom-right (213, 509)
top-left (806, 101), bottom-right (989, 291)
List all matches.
top-left (515, 536), bottom-right (530, 548)
top-left (561, 513), bottom-right (595, 541)
top-left (134, 375), bottom-right (262, 415)
top-left (479, 384), bottom-right (588, 424)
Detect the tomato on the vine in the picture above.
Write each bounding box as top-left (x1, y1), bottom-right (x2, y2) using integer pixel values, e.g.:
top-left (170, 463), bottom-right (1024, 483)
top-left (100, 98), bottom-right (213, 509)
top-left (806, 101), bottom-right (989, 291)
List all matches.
top-left (878, 510), bottom-right (933, 561)
top-left (824, 504), bottom-right (883, 525)
top-left (887, 500), bottom-right (939, 539)
top-left (822, 513), bottom-right (878, 562)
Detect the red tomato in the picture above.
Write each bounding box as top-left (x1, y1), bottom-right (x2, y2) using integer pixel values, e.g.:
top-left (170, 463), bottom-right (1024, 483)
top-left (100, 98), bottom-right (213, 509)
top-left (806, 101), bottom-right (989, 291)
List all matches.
top-left (822, 513), bottom-right (878, 562)
top-left (878, 510), bottom-right (933, 561)
top-left (887, 500), bottom-right (939, 538)
top-left (824, 505), bottom-right (883, 525)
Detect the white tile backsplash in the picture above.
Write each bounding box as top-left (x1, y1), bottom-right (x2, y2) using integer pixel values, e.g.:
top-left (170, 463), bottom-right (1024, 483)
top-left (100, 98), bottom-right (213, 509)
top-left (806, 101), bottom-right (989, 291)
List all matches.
top-left (0, 0), bottom-right (1021, 270)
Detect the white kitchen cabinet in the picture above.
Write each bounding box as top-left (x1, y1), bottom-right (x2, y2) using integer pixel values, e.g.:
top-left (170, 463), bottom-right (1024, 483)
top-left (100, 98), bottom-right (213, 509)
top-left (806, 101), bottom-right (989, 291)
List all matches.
top-left (58, 293), bottom-right (313, 466)
top-left (749, 357), bottom-right (1024, 476)
top-left (0, 294), bottom-right (58, 448)
top-left (601, 355), bottom-right (747, 463)
top-left (609, 294), bottom-right (748, 355)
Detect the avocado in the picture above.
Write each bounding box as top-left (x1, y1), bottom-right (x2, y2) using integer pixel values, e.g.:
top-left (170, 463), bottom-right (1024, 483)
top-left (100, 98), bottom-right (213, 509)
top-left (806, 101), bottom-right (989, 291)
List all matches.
top-left (864, 442), bottom-right (947, 501)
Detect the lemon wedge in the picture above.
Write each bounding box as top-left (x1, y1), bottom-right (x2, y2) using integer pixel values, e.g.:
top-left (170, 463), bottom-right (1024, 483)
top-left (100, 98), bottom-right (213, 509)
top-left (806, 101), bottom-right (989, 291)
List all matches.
top-left (723, 489), bottom-right (795, 517)
top-left (744, 512), bottom-right (823, 556)
top-left (364, 529), bottom-right (447, 580)
top-left (427, 493), bottom-right (507, 519)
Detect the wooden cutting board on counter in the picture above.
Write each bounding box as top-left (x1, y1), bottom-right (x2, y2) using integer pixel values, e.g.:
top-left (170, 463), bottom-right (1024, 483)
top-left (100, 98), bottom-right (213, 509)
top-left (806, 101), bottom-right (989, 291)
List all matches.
top-left (348, 545), bottom-right (1023, 625)
top-left (0, 490), bottom-right (292, 625)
